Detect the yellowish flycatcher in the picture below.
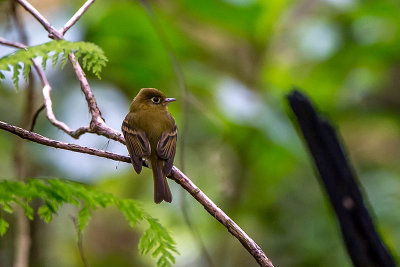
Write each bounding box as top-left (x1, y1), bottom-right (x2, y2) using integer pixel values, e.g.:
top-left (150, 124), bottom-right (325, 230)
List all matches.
top-left (122, 88), bottom-right (177, 203)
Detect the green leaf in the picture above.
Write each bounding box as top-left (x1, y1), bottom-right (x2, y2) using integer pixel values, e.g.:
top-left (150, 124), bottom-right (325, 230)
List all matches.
top-left (41, 54), bottom-right (48, 69)
top-left (0, 201), bottom-right (13, 214)
top-left (12, 63), bottom-right (22, 89)
top-left (139, 218), bottom-right (178, 267)
top-left (51, 52), bottom-right (59, 68)
top-left (0, 217), bottom-right (9, 236)
top-left (0, 178), bottom-right (177, 265)
top-left (116, 199), bottom-right (143, 227)
top-left (38, 205), bottom-right (53, 223)
top-left (0, 40), bottom-right (108, 89)
top-left (77, 205), bottom-right (91, 232)
top-left (23, 63), bottom-right (31, 82)
top-left (23, 203), bottom-right (34, 220)
top-left (60, 52), bottom-right (69, 69)
top-left (13, 198), bottom-right (34, 220)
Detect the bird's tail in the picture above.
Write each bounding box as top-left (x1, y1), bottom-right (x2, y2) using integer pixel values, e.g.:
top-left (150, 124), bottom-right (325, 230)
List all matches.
top-left (151, 158), bottom-right (172, 204)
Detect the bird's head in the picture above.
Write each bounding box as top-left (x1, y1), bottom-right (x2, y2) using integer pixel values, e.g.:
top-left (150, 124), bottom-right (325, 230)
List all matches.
top-left (130, 88), bottom-right (176, 112)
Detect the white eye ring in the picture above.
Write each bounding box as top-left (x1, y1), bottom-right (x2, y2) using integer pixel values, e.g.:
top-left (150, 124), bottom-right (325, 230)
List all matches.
top-left (151, 97), bottom-right (161, 103)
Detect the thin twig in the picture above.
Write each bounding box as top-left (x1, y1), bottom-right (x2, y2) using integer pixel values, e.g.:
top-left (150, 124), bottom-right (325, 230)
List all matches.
top-left (31, 58), bottom-right (92, 137)
top-left (70, 216), bottom-right (89, 267)
top-left (60, 0), bottom-right (96, 36)
top-left (15, 0), bottom-right (62, 39)
top-left (0, 37), bottom-right (26, 48)
top-left (0, 120), bottom-right (130, 163)
top-left (67, 53), bottom-right (103, 123)
top-left (30, 104), bottom-right (45, 132)
top-left (42, 83), bottom-right (79, 133)
top-left (0, 120), bottom-right (274, 267)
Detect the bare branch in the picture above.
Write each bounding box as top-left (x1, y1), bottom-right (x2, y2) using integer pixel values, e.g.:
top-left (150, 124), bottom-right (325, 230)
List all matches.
top-left (42, 83), bottom-right (88, 135)
top-left (14, 0), bottom-right (62, 39)
top-left (60, 0), bottom-right (96, 36)
top-left (0, 120), bottom-right (273, 267)
top-left (29, 59), bottom-right (92, 137)
top-left (170, 168), bottom-right (274, 267)
top-left (67, 53), bottom-right (123, 141)
top-left (0, 120), bottom-right (130, 163)
top-left (0, 37), bottom-right (26, 49)
top-left (67, 53), bottom-right (102, 121)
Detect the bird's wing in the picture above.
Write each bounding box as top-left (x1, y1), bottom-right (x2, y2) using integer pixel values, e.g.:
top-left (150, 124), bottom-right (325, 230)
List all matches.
top-left (122, 117), bottom-right (151, 174)
top-left (157, 124), bottom-right (177, 176)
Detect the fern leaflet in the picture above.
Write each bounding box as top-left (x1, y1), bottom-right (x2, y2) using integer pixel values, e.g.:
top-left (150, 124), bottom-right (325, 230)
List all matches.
top-left (0, 40), bottom-right (108, 88)
top-left (0, 178), bottom-right (177, 267)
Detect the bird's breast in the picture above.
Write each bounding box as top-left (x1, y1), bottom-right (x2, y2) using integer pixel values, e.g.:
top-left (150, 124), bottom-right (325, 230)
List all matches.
top-left (133, 110), bottom-right (175, 149)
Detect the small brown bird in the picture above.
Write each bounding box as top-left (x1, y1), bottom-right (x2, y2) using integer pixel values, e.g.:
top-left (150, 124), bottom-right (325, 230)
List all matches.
top-left (122, 88), bottom-right (177, 203)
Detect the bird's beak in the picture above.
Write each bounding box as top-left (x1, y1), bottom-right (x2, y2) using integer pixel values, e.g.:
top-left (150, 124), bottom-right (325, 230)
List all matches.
top-left (165, 98), bottom-right (176, 103)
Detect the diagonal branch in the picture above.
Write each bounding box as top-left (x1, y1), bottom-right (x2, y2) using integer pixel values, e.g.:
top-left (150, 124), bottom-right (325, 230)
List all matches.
top-left (0, 37), bottom-right (26, 49)
top-left (0, 120), bottom-right (274, 267)
top-left (0, 121), bottom-right (130, 163)
top-left (60, 0), bottom-right (96, 36)
top-left (170, 168), bottom-right (274, 267)
top-left (31, 59), bottom-right (91, 137)
top-left (66, 53), bottom-right (122, 142)
top-left (15, 0), bottom-right (62, 39)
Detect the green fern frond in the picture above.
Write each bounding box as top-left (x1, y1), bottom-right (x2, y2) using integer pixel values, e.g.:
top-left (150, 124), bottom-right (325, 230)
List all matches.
top-left (0, 217), bottom-right (9, 236)
top-left (139, 218), bottom-right (179, 267)
top-left (0, 178), bottom-right (177, 266)
top-left (0, 40), bottom-right (108, 89)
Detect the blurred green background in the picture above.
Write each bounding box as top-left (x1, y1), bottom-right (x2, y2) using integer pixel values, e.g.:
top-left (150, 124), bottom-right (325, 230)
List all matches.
top-left (1, 0), bottom-right (400, 266)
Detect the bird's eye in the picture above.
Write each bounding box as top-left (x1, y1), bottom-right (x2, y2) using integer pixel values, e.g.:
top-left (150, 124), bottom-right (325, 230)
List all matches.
top-left (151, 97), bottom-right (161, 103)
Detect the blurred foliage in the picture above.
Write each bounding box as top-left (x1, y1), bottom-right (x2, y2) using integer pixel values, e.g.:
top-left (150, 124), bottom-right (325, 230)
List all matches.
top-left (0, 178), bottom-right (177, 266)
top-left (0, 0), bottom-right (400, 266)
